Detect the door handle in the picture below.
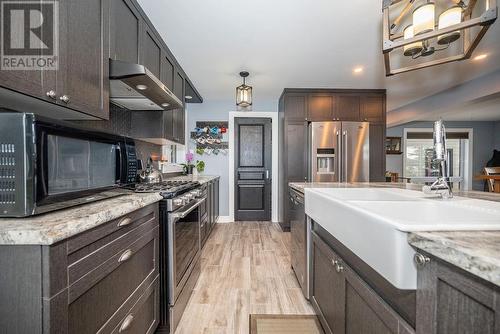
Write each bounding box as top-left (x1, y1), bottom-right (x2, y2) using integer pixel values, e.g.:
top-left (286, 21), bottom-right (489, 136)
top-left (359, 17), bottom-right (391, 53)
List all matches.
top-left (172, 198), bottom-right (206, 219)
top-left (336, 130), bottom-right (341, 181)
top-left (343, 131), bottom-right (348, 182)
top-left (265, 170), bottom-right (270, 179)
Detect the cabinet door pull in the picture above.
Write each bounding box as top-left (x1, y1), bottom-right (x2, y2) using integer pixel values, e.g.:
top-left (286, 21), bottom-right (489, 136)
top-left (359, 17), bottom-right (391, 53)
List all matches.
top-left (117, 217), bottom-right (133, 227)
top-left (59, 95), bottom-right (70, 103)
top-left (118, 249), bottom-right (133, 263)
top-left (46, 90), bottom-right (57, 99)
top-left (332, 259), bottom-right (344, 273)
top-left (414, 253), bottom-right (430, 267)
top-left (119, 314), bottom-right (134, 332)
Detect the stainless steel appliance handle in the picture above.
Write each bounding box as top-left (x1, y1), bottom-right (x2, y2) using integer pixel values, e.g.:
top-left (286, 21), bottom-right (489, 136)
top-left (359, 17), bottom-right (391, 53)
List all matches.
top-left (343, 131), bottom-right (348, 182)
top-left (336, 130), bottom-right (341, 181)
top-left (172, 198), bottom-right (206, 219)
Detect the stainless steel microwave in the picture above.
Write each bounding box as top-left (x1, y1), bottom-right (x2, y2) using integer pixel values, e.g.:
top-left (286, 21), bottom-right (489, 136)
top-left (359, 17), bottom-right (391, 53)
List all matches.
top-left (0, 112), bottom-right (138, 217)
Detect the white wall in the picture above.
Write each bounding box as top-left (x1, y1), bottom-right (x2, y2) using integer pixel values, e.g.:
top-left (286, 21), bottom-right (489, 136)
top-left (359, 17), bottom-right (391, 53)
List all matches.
top-left (495, 122), bottom-right (500, 150)
top-left (186, 100), bottom-right (276, 216)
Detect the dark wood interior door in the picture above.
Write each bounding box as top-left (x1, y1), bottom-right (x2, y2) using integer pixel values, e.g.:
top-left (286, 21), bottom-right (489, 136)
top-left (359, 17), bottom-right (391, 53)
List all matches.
top-left (235, 118), bottom-right (272, 221)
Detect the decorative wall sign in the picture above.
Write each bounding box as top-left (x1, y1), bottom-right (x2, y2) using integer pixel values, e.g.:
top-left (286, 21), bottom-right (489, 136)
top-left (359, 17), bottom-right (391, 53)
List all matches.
top-left (191, 121), bottom-right (229, 155)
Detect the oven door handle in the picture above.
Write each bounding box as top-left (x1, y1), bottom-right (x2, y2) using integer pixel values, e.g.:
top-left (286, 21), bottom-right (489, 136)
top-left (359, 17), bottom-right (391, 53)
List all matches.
top-left (172, 198), bottom-right (206, 219)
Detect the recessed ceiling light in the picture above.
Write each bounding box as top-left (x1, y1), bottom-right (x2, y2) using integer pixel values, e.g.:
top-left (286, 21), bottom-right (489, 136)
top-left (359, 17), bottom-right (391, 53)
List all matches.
top-left (136, 84), bottom-right (148, 90)
top-left (473, 53), bottom-right (488, 61)
top-left (161, 103), bottom-right (170, 107)
top-left (353, 67), bottom-right (364, 74)
top-left (185, 95), bottom-right (193, 100)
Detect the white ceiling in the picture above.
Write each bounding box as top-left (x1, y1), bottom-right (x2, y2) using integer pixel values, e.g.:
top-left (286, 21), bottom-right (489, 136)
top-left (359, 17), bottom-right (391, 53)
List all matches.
top-left (138, 0), bottom-right (500, 121)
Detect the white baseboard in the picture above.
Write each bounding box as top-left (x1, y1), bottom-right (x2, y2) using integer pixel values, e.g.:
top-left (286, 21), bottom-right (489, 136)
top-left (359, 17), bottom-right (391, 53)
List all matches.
top-left (217, 216), bottom-right (233, 223)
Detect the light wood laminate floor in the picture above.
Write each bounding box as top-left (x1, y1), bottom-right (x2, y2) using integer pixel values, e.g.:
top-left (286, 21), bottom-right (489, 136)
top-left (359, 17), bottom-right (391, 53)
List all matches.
top-left (175, 222), bottom-right (315, 334)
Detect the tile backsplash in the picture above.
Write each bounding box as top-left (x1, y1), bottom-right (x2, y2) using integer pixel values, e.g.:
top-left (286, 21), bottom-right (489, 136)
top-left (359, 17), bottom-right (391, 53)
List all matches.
top-left (72, 104), bottom-right (162, 164)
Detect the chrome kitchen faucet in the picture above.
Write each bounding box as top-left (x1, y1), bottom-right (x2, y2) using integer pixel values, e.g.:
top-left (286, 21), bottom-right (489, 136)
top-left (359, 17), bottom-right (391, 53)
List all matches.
top-left (422, 120), bottom-right (453, 199)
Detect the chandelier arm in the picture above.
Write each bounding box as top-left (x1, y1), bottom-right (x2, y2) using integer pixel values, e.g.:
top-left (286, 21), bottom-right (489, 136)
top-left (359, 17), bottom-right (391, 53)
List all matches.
top-left (391, 0), bottom-right (416, 31)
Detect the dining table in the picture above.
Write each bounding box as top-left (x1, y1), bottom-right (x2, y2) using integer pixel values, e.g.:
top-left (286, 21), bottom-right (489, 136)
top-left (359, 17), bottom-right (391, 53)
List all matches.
top-left (474, 175), bottom-right (500, 193)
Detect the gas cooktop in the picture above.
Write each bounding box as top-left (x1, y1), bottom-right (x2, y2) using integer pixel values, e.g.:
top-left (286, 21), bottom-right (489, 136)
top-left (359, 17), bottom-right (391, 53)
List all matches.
top-left (134, 180), bottom-right (200, 199)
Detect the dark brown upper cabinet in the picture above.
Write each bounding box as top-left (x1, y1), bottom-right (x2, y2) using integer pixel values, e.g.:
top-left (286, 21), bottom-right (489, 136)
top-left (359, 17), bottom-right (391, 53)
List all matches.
top-left (174, 72), bottom-right (185, 103)
top-left (0, 0), bottom-right (201, 122)
top-left (110, 0), bottom-right (141, 64)
top-left (172, 109), bottom-right (185, 144)
top-left (142, 29), bottom-right (162, 79)
top-left (361, 95), bottom-right (386, 124)
top-left (336, 95), bottom-right (360, 121)
top-left (284, 94), bottom-right (308, 120)
top-left (160, 54), bottom-right (175, 92)
top-left (308, 94), bottom-right (336, 121)
top-left (58, 0), bottom-right (110, 119)
top-left (0, 0), bottom-right (110, 119)
top-left (0, 41), bottom-right (54, 104)
top-left (171, 71), bottom-right (185, 143)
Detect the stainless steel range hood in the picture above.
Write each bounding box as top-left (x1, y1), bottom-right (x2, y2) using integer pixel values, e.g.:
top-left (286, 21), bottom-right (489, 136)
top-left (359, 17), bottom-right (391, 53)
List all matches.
top-left (109, 59), bottom-right (183, 111)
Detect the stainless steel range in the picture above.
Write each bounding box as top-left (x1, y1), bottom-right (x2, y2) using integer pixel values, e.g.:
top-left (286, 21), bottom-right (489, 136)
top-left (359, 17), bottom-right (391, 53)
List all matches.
top-left (135, 180), bottom-right (205, 334)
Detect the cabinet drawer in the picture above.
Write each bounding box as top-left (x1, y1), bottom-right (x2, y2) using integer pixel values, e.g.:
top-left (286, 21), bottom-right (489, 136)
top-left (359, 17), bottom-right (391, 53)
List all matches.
top-left (68, 227), bottom-right (159, 334)
top-left (111, 279), bottom-right (159, 334)
top-left (67, 203), bottom-right (158, 256)
top-left (68, 214), bottom-right (158, 288)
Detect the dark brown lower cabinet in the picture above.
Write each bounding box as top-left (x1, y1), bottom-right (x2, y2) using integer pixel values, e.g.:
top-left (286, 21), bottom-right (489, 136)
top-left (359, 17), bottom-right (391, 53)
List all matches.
top-left (0, 203), bottom-right (160, 334)
top-left (311, 232), bottom-right (414, 334)
top-left (415, 251), bottom-right (500, 334)
top-left (201, 178), bottom-right (219, 249)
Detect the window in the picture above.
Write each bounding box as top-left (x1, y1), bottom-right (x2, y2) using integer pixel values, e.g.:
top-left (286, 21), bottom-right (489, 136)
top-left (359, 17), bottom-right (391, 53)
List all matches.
top-left (403, 129), bottom-right (472, 190)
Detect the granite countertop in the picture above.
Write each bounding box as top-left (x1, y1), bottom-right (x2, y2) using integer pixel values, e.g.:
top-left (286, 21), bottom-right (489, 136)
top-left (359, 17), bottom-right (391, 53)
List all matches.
top-left (0, 176), bottom-right (220, 246)
top-left (292, 181), bottom-right (500, 287)
top-left (0, 192), bottom-right (163, 246)
top-left (165, 174), bottom-right (220, 184)
top-left (409, 232), bottom-right (500, 286)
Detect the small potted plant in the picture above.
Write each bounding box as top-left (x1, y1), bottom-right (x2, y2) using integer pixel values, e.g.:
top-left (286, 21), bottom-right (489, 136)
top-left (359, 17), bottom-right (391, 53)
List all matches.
top-left (182, 152), bottom-right (195, 175)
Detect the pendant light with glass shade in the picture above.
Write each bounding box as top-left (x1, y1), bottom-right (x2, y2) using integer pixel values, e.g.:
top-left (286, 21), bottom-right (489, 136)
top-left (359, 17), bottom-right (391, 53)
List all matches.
top-left (382, 0), bottom-right (497, 76)
top-left (236, 71), bottom-right (252, 108)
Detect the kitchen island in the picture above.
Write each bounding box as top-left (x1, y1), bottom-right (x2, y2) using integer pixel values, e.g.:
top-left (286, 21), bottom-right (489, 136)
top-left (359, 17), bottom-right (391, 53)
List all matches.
top-left (290, 181), bottom-right (500, 287)
top-left (290, 182), bottom-right (500, 334)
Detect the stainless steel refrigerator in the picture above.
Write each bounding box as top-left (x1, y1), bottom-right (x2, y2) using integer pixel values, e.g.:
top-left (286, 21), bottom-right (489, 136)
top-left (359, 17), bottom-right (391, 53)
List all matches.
top-left (309, 121), bottom-right (370, 182)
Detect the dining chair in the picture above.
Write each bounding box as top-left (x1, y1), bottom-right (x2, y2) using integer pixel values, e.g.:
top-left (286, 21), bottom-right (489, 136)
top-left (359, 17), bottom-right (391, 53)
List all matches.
top-left (484, 167), bottom-right (500, 192)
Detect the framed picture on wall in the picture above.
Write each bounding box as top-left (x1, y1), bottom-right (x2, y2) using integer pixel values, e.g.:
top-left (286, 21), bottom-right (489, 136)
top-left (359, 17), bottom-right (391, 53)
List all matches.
top-left (385, 137), bottom-right (402, 154)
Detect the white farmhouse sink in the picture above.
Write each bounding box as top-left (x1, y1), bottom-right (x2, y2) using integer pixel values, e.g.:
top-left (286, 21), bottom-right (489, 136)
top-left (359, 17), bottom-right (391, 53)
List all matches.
top-left (311, 187), bottom-right (426, 201)
top-left (305, 188), bottom-right (500, 290)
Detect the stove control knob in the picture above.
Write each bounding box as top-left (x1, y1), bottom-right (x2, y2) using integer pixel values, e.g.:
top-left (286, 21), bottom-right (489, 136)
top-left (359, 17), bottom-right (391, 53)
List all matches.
top-left (173, 198), bottom-right (183, 206)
